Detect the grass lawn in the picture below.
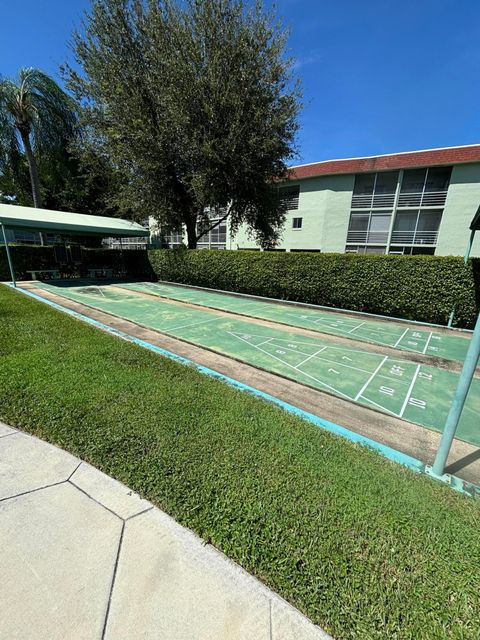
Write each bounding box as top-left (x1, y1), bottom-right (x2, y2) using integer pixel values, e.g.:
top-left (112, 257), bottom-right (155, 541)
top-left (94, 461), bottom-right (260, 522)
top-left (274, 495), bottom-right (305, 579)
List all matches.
top-left (1, 285), bottom-right (479, 639)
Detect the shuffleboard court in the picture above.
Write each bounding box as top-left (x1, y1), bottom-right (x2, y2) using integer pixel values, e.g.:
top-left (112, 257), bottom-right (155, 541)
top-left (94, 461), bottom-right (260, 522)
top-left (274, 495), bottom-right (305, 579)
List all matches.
top-left (32, 281), bottom-right (480, 448)
top-left (118, 281), bottom-right (471, 363)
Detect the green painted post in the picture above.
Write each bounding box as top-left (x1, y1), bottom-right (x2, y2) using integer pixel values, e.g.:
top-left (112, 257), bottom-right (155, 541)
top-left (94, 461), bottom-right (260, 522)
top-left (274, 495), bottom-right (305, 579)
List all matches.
top-left (464, 228), bottom-right (476, 263)
top-left (1, 224), bottom-right (16, 287)
top-left (431, 310), bottom-right (480, 476)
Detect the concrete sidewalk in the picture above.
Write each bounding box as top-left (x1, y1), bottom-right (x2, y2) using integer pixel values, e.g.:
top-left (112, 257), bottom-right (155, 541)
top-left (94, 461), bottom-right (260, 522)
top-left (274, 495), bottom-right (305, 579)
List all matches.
top-left (0, 422), bottom-right (332, 640)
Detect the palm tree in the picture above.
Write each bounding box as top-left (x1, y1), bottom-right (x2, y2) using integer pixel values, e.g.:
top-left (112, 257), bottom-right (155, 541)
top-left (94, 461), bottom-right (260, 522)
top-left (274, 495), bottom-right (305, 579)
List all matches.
top-left (0, 68), bottom-right (76, 211)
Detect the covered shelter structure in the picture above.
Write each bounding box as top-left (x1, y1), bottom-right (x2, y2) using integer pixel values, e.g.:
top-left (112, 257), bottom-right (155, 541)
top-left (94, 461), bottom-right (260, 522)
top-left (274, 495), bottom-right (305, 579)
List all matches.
top-left (0, 203), bottom-right (149, 287)
top-left (464, 203), bottom-right (480, 262)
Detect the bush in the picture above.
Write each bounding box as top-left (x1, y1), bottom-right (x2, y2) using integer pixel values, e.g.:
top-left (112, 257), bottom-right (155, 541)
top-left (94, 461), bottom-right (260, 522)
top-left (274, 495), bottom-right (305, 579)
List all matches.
top-left (3, 245), bottom-right (478, 328)
top-left (148, 249), bottom-right (480, 328)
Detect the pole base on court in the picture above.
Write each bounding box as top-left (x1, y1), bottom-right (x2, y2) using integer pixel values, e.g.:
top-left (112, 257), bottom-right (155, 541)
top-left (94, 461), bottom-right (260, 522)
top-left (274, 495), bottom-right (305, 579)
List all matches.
top-left (425, 466), bottom-right (480, 497)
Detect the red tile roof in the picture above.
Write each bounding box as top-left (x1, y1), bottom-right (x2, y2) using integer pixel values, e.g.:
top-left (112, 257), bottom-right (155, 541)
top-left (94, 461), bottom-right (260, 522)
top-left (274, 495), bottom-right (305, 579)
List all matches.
top-left (290, 145), bottom-right (480, 180)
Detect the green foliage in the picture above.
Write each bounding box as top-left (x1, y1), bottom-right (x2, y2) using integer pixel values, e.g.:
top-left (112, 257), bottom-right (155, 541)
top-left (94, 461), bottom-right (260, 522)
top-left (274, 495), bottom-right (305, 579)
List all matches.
top-left (0, 145), bottom-right (126, 216)
top-left (149, 249), bottom-right (480, 328)
top-left (1, 285), bottom-right (480, 639)
top-left (66, 0), bottom-right (301, 248)
top-left (0, 67), bottom-right (77, 207)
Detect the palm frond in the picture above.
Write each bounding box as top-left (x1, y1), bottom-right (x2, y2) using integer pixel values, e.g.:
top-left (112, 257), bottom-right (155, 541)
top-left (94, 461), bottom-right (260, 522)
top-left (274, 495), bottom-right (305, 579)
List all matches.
top-left (16, 68), bottom-right (77, 152)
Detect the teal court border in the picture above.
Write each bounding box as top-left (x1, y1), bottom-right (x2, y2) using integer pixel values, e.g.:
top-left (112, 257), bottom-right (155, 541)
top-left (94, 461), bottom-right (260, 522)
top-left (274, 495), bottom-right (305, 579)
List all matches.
top-left (31, 281), bottom-right (480, 448)
top-left (8, 283), bottom-right (479, 498)
top-left (118, 281), bottom-right (473, 364)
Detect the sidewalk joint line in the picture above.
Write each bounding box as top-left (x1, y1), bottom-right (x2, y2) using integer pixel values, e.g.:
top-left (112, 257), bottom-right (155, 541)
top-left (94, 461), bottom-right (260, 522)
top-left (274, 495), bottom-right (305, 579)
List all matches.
top-left (0, 480), bottom-right (66, 503)
top-left (68, 479), bottom-right (124, 521)
top-left (101, 521), bottom-right (126, 640)
top-left (125, 505), bottom-right (154, 521)
top-left (66, 461), bottom-right (83, 481)
top-left (269, 599), bottom-right (273, 640)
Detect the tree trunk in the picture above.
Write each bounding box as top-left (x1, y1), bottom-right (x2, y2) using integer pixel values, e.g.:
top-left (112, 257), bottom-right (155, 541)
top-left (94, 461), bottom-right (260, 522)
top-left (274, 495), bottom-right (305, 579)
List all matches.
top-left (20, 130), bottom-right (44, 245)
top-left (185, 216), bottom-right (198, 249)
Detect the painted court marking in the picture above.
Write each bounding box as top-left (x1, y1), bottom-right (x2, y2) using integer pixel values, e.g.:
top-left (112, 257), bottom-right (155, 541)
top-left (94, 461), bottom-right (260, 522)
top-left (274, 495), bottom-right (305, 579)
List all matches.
top-left (30, 281), bottom-right (480, 447)
top-left (116, 281), bottom-right (473, 364)
top-left (399, 365), bottom-right (422, 418)
top-left (354, 356), bottom-right (389, 401)
top-left (228, 332), bottom-right (352, 400)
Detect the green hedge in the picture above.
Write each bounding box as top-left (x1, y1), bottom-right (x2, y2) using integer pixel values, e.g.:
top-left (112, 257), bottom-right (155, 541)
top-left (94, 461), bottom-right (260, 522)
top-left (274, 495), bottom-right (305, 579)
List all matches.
top-left (3, 245), bottom-right (478, 328)
top-left (148, 249), bottom-right (480, 328)
top-left (0, 245), bottom-right (154, 280)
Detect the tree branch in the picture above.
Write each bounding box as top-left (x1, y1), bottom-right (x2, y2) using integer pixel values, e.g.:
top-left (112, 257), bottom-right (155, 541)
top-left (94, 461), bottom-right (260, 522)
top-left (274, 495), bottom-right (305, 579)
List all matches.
top-left (196, 206), bottom-right (231, 240)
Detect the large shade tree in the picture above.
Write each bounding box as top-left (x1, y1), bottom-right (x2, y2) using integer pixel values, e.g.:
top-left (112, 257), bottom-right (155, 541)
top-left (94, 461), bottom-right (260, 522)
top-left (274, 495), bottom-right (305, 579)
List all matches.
top-left (0, 68), bottom-right (77, 210)
top-left (67, 0), bottom-right (302, 248)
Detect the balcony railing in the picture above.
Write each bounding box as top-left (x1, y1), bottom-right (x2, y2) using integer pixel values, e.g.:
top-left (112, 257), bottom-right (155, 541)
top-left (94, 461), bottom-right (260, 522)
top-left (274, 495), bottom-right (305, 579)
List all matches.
top-left (347, 230), bottom-right (438, 245)
top-left (397, 190), bottom-right (448, 208)
top-left (351, 190), bottom-right (448, 209)
top-left (390, 230), bottom-right (438, 245)
top-left (346, 230), bottom-right (390, 244)
top-left (351, 193), bottom-right (396, 209)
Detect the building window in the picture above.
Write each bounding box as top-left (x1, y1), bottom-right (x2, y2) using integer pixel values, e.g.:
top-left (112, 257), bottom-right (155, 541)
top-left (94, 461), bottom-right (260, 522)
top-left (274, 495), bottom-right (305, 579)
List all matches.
top-left (351, 171), bottom-right (399, 209)
top-left (292, 217), bottom-right (302, 229)
top-left (346, 210), bottom-right (392, 244)
top-left (389, 246), bottom-right (435, 255)
top-left (160, 228), bottom-right (183, 248)
top-left (197, 211), bottom-right (227, 249)
top-left (279, 185), bottom-right (300, 210)
top-left (345, 245), bottom-right (386, 254)
top-left (398, 166), bottom-right (451, 207)
top-left (391, 209), bottom-right (442, 245)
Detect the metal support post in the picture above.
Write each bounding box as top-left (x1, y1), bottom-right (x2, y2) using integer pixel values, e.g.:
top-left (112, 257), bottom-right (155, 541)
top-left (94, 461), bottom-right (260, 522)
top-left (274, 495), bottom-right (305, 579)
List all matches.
top-left (431, 311), bottom-right (480, 476)
top-left (1, 224), bottom-right (16, 287)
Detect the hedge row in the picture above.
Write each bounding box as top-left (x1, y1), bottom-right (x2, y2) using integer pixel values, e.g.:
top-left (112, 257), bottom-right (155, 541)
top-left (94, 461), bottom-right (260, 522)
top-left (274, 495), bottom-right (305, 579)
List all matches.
top-left (2, 245), bottom-right (479, 328)
top-left (148, 249), bottom-right (480, 328)
top-left (0, 245), bottom-right (154, 280)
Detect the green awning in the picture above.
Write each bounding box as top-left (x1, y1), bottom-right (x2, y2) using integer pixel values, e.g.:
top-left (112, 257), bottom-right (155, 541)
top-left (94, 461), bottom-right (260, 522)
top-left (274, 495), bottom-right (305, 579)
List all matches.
top-left (0, 203), bottom-right (149, 237)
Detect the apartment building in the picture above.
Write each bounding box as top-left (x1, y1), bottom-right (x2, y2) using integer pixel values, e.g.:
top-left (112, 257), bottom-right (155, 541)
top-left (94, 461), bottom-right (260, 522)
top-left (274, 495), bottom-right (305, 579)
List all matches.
top-left (231, 144), bottom-right (480, 256)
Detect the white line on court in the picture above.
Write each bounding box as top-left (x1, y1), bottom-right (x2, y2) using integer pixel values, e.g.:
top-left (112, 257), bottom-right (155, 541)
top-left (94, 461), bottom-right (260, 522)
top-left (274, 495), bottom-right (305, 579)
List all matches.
top-left (358, 395), bottom-right (400, 417)
top-left (399, 364), bottom-right (421, 418)
top-left (294, 347), bottom-right (328, 368)
top-left (348, 322), bottom-right (365, 333)
top-left (168, 315), bottom-right (225, 332)
top-left (255, 337), bottom-right (273, 347)
top-left (393, 328), bottom-right (410, 348)
top-left (248, 340), bottom-right (374, 374)
top-left (228, 332), bottom-right (352, 400)
top-left (354, 356), bottom-right (389, 401)
top-left (422, 332), bottom-right (434, 354)
top-left (228, 331), bottom-right (378, 356)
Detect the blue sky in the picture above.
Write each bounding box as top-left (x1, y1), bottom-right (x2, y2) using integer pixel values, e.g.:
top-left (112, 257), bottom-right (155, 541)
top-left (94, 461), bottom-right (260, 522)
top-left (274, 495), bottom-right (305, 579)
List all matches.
top-left (2, 0), bottom-right (480, 164)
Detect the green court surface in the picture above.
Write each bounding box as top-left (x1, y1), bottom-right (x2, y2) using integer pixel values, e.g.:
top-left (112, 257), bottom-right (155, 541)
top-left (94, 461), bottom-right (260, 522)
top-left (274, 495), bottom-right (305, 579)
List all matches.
top-left (118, 281), bottom-right (471, 363)
top-left (33, 281), bottom-right (480, 447)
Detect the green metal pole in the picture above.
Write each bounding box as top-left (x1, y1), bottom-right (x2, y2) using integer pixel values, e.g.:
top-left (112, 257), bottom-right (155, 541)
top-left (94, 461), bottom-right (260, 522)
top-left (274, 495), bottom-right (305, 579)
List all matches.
top-left (431, 310), bottom-right (480, 476)
top-left (1, 224), bottom-right (16, 287)
top-left (464, 229), bottom-right (476, 263)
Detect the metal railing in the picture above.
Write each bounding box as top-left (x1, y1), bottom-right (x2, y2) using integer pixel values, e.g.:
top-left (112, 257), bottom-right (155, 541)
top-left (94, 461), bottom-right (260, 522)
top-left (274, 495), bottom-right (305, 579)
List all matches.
top-left (346, 230), bottom-right (390, 244)
top-left (351, 189), bottom-right (448, 209)
top-left (390, 230), bottom-right (438, 244)
top-left (397, 190), bottom-right (448, 208)
top-left (351, 193), bottom-right (396, 209)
